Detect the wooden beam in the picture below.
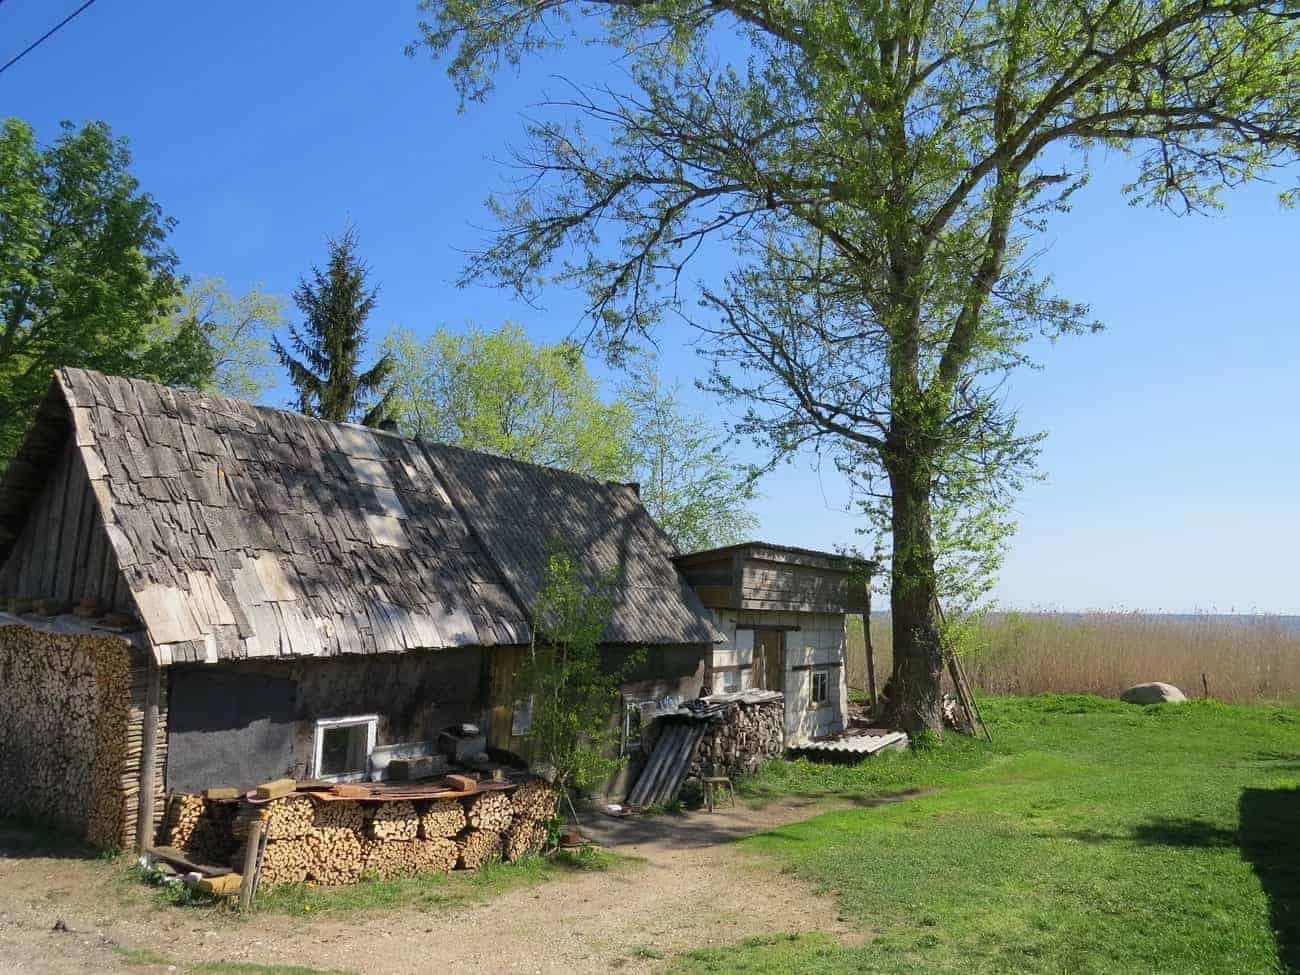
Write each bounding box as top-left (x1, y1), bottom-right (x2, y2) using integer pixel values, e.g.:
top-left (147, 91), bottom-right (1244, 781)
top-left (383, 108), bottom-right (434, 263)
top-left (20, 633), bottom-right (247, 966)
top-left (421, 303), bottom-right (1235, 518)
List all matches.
top-left (863, 582), bottom-right (878, 713)
top-left (135, 655), bottom-right (161, 853)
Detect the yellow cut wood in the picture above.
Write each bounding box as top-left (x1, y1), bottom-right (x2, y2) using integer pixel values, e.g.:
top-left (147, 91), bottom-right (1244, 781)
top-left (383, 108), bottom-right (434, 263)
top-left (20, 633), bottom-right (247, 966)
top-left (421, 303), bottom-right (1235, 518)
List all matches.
top-left (255, 778), bottom-right (296, 800)
top-left (198, 873), bottom-right (242, 897)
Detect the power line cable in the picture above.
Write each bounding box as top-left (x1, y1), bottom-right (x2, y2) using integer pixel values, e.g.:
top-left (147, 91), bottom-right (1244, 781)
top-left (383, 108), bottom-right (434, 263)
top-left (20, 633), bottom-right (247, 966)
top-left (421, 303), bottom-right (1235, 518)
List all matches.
top-left (0, 0), bottom-right (102, 78)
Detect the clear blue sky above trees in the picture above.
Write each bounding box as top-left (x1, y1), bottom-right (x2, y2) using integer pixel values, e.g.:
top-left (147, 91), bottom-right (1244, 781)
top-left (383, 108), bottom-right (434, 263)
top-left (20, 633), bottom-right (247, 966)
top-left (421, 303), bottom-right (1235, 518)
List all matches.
top-left (4, 0), bottom-right (1296, 612)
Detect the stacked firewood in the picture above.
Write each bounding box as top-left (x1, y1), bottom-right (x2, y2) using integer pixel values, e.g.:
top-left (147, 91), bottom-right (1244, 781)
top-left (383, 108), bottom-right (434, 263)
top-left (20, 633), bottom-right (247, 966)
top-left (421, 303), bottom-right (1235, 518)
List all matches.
top-left (148, 783), bottom-right (566, 890)
top-left (419, 799), bottom-right (466, 839)
top-left (306, 827), bottom-right (363, 885)
top-left (369, 801), bottom-right (419, 840)
top-left (465, 792), bottom-right (513, 832)
top-left (313, 800), bottom-right (367, 832)
top-left (457, 828), bottom-right (503, 869)
top-left (0, 627), bottom-right (146, 849)
top-left (263, 796), bottom-right (315, 840)
top-left (188, 802), bottom-right (240, 865)
top-left (411, 837), bottom-right (459, 874)
top-left (692, 698), bottom-right (785, 779)
top-left (257, 835), bottom-right (311, 888)
top-left (503, 820), bottom-right (549, 862)
top-left (162, 794), bottom-right (206, 849)
top-left (510, 779), bottom-right (559, 822)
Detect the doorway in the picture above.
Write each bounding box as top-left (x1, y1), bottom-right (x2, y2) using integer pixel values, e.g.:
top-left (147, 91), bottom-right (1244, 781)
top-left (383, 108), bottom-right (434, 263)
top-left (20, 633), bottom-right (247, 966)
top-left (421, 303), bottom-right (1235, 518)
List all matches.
top-left (754, 629), bottom-right (785, 692)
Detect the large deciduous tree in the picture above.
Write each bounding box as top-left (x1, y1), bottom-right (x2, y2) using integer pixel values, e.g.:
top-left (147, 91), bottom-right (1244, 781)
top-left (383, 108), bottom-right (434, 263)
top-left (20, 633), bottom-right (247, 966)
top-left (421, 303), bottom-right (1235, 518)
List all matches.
top-left (0, 118), bottom-right (211, 466)
top-left (163, 277), bottom-right (285, 401)
top-left (412, 0), bottom-right (1300, 733)
top-left (622, 370), bottom-right (758, 553)
top-left (274, 226), bottom-right (395, 425)
top-left (384, 322), bottom-right (634, 478)
top-left (382, 321), bottom-right (757, 551)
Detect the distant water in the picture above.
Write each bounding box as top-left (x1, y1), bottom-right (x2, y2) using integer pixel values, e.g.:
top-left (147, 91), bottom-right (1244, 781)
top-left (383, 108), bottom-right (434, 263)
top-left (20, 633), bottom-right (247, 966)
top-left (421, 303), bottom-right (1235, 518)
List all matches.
top-left (871, 611), bottom-right (1300, 635)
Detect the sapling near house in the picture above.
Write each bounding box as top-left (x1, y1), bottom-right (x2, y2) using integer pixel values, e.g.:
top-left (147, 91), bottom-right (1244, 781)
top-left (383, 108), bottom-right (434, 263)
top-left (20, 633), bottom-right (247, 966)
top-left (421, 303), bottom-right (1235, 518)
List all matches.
top-left (515, 543), bottom-right (643, 797)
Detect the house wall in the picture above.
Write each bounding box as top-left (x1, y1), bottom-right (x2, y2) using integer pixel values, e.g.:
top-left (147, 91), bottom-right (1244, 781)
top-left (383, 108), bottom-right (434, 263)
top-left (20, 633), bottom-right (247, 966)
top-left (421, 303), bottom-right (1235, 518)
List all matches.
top-left (164, 646), bottom-right (484, 791)
top-left (0, 621), bottom-right (164, 847)
top-left (0, 440), bottom-right (133, 614)
top-left (706, 609), bottom-right (848, 742)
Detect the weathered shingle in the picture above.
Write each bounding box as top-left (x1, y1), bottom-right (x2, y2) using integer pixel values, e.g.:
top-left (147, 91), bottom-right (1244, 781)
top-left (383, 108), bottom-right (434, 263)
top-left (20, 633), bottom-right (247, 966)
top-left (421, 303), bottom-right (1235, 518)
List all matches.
top-left (425, 444), bottom-right (722, 646)
top-left (53, 369), bottom-right (530, 663)
top-left (2, 370), bottom-right (720, 664)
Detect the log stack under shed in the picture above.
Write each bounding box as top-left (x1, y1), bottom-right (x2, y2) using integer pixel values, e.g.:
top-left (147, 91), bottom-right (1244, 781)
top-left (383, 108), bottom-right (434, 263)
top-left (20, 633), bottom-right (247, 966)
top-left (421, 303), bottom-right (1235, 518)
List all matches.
top-left (157, 780), bottom-right (561, 892)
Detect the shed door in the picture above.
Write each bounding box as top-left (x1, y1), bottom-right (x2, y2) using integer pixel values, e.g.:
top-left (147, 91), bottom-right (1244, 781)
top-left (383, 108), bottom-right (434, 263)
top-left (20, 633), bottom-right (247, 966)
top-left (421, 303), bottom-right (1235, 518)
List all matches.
top-left (755, 630), bottom-right (785, 692)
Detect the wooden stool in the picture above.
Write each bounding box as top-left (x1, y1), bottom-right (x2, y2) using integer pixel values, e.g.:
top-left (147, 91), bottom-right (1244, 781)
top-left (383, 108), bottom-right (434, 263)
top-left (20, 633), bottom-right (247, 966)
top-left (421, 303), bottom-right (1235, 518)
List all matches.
top-left (700, 774), bottom-right (735, 812)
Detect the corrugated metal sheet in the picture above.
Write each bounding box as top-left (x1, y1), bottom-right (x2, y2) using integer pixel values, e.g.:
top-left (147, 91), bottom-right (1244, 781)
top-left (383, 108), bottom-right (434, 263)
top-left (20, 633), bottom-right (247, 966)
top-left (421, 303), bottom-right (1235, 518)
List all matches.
top-left (627, 720), bottom-right (708, 808)
top-left (791, 731), bottom-right (909, 755)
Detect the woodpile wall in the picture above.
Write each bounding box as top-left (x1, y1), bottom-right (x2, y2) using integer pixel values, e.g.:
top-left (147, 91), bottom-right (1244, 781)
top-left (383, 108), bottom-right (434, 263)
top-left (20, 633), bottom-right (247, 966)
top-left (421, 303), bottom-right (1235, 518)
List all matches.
top-left (163, 781), bottom-right (560, 891)
top-left (691, 698), bottom-right (785, 780)
top-left (0, 624), bottom-right (165, 847)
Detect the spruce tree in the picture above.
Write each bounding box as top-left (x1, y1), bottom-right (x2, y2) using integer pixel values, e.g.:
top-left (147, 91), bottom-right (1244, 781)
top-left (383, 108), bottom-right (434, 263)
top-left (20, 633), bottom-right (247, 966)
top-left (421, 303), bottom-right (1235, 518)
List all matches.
top-left (274, 226), bottom-right (394, 426)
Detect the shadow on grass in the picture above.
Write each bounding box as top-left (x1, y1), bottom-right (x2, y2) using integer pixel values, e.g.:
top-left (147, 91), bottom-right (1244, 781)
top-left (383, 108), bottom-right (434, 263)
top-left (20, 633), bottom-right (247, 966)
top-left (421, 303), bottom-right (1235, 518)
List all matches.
top-left (0, 816), bottom-right (103, 861)
top-left (1059, 798), bottom-right (1299, 972)
top-left (1241, 787), bottom-right (1300, 974)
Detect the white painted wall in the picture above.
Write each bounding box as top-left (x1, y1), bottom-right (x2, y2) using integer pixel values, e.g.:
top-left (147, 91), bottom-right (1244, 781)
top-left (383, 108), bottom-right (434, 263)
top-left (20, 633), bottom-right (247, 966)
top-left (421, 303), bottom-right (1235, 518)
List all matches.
top-left (706, 609), bottom-right (847, 743)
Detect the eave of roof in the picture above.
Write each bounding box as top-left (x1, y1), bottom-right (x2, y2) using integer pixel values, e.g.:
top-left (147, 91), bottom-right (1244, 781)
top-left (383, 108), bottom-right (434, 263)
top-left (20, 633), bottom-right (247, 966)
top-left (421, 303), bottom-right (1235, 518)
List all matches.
top-left (674, 540), bottom-right (877, 574)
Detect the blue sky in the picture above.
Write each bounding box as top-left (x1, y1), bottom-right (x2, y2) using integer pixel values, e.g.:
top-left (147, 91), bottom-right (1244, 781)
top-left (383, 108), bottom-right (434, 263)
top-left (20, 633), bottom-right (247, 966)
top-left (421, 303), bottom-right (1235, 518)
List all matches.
top-left (4, 1), bottom-right (1297, 612)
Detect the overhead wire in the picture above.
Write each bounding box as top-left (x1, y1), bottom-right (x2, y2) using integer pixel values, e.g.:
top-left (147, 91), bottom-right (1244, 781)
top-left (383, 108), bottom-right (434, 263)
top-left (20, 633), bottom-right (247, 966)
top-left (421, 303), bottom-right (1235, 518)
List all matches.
top-left (0, 0), bottom-right (102, 78)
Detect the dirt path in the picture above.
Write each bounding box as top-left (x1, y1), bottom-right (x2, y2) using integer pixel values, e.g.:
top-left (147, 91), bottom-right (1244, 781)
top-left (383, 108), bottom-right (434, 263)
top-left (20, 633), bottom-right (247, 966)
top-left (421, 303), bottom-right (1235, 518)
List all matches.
top-left (0, 798), bottom-right (867, 975)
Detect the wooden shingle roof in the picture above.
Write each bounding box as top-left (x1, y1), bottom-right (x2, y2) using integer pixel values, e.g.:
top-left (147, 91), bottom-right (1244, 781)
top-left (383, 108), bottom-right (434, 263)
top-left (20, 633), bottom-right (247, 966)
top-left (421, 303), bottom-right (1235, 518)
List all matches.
top-left (427, 444), bottom-right (722, 646)
top-left (36, 369), bottom-right (530, 664)
top-left (0, 370), bottom-right (720, 663)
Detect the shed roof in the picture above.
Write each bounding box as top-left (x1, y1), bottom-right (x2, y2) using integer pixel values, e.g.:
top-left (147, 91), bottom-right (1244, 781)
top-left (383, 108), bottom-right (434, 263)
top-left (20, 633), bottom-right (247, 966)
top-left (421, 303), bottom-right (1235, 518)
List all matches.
top-left (427, 444), bottom-right (722, 646)
top-left (673, 541), bottom-right (875, 574)
top-left (0, 370), bottom-right (719, 664)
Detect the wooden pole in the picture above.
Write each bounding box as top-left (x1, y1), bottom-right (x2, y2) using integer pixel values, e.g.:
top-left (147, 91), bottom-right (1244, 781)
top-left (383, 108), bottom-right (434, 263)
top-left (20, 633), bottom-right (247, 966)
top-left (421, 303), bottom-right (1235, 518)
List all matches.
top-left (134, 654), bottom-right (160, 853)
top-left (239, 819), bottom-right (265, 912)
top-left (863, 583), bottom-right (879, 715)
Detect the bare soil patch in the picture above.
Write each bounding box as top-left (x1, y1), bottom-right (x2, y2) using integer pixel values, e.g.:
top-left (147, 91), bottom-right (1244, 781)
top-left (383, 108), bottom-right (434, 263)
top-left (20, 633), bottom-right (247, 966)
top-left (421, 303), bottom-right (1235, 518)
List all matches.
top-left (0, 798), bottom-right (861, 974)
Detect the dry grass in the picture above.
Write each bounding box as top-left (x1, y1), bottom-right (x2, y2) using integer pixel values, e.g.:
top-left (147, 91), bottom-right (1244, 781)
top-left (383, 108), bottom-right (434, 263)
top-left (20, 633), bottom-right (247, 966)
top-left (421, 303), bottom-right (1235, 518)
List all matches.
top-left (849, 612), bottom-right (1300, 703)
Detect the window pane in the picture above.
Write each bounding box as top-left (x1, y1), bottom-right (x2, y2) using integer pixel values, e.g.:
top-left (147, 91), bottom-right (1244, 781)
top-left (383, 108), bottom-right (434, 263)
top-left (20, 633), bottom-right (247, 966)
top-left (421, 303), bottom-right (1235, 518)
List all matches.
top-left (321, 724), bottom-right (368, 776)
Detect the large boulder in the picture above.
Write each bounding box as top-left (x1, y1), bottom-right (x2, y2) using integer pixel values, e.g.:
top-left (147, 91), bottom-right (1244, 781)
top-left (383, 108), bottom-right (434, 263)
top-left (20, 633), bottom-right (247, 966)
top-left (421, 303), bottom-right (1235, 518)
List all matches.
top-left (1120, 682), bottom-right (1187, 705)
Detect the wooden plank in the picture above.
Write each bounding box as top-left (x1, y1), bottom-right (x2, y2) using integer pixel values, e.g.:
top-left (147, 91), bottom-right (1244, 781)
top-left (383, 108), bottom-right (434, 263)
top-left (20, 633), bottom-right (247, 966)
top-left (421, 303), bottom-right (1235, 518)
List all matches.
top-left (135, 656), bottom-right (161, 853)
top-left (150, 845), bottom-right (232, 878)
top-left (42, 443), bottom-right (73, 599)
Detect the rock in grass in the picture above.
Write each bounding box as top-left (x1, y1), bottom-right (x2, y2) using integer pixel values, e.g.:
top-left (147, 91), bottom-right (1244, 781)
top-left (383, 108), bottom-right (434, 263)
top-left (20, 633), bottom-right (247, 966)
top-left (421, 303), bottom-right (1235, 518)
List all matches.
top-left (1120, 682), bottom-right (1187, 704)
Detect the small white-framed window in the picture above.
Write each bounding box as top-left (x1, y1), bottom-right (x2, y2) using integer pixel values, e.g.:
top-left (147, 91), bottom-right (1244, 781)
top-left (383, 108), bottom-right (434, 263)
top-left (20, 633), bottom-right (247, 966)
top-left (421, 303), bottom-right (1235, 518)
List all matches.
top-left (719, 670), bottom-right (742, 694)
top-left (809, 670), bottom-right (830, 708)
top-left (312, 715), bottom-right (377, 782)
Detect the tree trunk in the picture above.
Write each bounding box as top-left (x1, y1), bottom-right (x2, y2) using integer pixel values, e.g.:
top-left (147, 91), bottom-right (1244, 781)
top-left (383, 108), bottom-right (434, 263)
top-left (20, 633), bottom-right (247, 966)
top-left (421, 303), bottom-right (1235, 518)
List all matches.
top-left (887, 452), bottom-right (945, 736)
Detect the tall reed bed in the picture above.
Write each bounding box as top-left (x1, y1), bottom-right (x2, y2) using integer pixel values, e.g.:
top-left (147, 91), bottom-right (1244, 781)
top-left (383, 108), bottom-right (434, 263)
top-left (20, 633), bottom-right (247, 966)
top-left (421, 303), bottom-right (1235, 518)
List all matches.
top-left (848, 612), bottom-right (1300, 704)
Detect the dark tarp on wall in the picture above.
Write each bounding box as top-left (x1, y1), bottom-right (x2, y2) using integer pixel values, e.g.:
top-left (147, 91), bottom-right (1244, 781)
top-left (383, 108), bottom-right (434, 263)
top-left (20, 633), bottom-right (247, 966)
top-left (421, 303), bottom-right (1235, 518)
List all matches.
top-left (166, 667), bottom-right (296, 793)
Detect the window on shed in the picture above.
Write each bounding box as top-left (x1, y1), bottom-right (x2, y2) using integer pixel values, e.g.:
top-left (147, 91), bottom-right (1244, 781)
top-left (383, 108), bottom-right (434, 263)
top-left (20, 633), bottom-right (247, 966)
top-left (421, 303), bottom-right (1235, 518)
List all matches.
top-left (809, 670), bottom-right (830, 708)
top-left (719, 670), bottom-right (742, 694)
top-left (313, 716), bottom-right (377, 781)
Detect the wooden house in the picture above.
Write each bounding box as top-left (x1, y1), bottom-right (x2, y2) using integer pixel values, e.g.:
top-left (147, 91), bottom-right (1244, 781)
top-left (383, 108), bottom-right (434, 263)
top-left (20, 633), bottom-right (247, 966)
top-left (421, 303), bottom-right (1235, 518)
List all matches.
top-left (673, 543), bottom-right (874, 743)
top-left (0, 369), bottom-right (720, 847)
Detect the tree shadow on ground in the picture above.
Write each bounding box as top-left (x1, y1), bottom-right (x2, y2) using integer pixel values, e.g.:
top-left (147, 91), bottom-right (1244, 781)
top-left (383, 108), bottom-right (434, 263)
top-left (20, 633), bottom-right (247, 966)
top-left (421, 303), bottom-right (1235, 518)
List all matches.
top-left (1046, 801), bottom-right (1297, 972)
top-left (0, 817), bottom-right (101, 861)
top-left (1131, 817), bottom-right (1239, 849)
top-left (1240, 787), bottom-right (1300, 974)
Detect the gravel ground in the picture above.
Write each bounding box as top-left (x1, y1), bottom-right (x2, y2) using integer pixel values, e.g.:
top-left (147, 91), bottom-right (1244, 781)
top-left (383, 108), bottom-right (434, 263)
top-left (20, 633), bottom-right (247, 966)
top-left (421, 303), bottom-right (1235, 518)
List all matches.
top-left (0, 798), bottom-right (863, 975)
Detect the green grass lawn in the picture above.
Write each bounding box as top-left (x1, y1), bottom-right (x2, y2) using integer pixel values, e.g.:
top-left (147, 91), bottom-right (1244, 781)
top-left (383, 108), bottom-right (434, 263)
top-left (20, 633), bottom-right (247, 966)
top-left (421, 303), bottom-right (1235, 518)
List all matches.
top-left (677, 695), bottom-right (1300, 975)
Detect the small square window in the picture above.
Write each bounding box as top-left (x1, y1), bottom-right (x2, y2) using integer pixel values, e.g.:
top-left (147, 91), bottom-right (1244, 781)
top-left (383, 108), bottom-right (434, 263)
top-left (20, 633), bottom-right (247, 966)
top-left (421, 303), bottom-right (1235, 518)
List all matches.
top-left (720, 670), bottom-right (741, 694)
top-left (810, 671), bottom-right (830, 708)
top-left (313, 716), bottom-right (377, 781)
